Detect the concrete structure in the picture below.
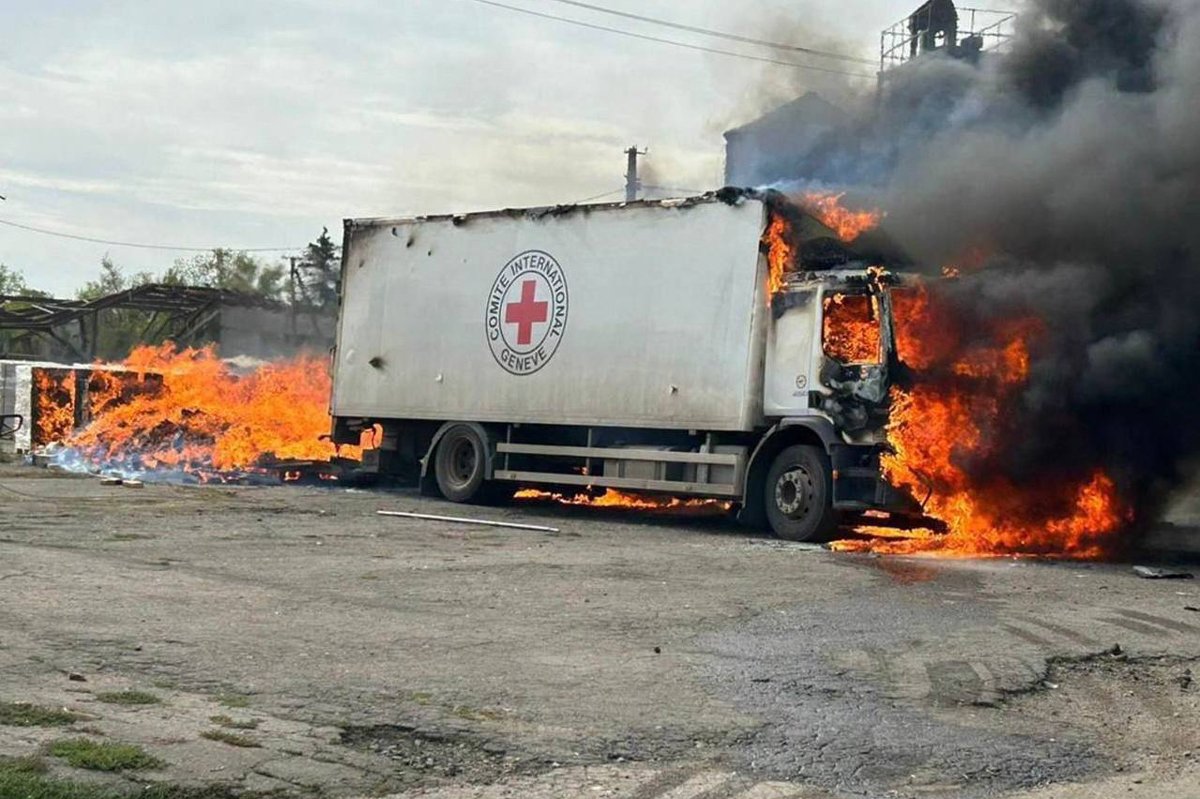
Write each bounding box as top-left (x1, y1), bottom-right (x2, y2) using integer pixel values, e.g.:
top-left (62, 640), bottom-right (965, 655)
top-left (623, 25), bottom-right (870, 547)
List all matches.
top-left (723, 92), bottom-right (848, 188)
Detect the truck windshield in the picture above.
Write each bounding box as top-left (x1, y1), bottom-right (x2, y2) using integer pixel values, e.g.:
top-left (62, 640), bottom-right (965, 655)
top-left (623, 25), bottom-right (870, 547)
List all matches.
top-left (823, 293), bottom-right (882, 365)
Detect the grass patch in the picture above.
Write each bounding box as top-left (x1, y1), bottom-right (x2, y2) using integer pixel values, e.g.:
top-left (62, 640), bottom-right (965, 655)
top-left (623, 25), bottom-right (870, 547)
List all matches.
top-left (208, 715), bottom-right (259, 730)
top-left (48, 738), bottom-right (163, 771)
top-left (402, 691), bottom-right (433, 706)
top-left (95, 691), bottom-right (161, 706)
top-left (213, 693), bottom-right (250, 709)
top-left (0, 758), bottom-right (294, 799)
top-left (200, 729), bottom-right (261, 748)
top-left (0, 755), bottom-right (49, 774)
top-left (450, 705), bottom-right (505, 722)
top-left (0, 701), bottom-right (80, 727)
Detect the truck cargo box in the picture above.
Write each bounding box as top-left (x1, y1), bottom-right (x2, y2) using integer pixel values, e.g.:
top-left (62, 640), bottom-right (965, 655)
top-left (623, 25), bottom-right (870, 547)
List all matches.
top-left (334, 196), bottom-right (771, 432)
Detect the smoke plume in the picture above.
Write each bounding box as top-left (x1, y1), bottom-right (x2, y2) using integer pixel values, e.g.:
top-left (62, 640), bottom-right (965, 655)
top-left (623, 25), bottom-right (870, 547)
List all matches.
top-left (895, 0), bottom-right (1200, 534)
top-left (772, 0), bottom-right (1200, 537)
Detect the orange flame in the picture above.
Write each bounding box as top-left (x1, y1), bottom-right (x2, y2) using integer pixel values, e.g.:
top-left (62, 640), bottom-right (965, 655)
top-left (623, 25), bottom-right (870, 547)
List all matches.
top-left (761, 214), bottom-right (794, 299)
top-left (34, 370), bottom-right (77, 446)
top-left (515, 488), bottom-right (729, 512)
top-left (823, 293), bottom-right (882, 364)
top-left (760, 195), bottom-right (883, 303)
top-left (833, 283), bottom-right (1127, 558)
top-left (801, 192), bottom-right (883, 242)
top-left (63, 343), bottom-right (356, 475)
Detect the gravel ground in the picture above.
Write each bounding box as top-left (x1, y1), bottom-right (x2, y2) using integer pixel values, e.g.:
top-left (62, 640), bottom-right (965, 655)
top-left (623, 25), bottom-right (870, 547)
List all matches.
top-left (0, 463), bottom-right (1197, 798)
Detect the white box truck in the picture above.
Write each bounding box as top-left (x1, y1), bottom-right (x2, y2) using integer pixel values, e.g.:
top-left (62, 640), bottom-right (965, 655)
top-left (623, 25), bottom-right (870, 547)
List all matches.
top-left (330, 189), bottom-right (918, 541)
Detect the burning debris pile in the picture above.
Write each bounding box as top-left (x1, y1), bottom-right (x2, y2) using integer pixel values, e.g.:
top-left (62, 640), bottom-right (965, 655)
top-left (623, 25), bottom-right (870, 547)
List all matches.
top-left (762, 0), bottom-right (1200, 558)
top-left (47, 344), bottom-right (356, 482)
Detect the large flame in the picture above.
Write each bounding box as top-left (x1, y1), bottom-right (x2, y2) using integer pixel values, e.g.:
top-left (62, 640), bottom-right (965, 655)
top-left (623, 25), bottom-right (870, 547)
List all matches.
top-left (823, 293), bottom-right (882, 364)
top-left (63, 343), bottom-right (355, 477)
top-left (34, 370), bottom-right (76, 445)
top-left (802, 191), bottom-right (883, 242)
top-left (760, 194), bottom-right (883, 303)
top-left (761, 214), bottom-right (794, 299)
top-left (832, 283), bottom-right (1128, 558)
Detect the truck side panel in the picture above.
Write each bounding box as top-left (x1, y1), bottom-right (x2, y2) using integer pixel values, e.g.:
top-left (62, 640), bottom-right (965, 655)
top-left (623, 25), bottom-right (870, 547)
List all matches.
top-left (333, 199), bottom-right (769, 432)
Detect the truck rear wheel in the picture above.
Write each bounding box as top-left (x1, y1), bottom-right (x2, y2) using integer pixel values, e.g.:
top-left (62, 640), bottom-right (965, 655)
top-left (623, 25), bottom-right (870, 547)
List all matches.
top-left (764, 445), bottom-right (837, 542)
top-left (434, 424), bottom-right (489, 503)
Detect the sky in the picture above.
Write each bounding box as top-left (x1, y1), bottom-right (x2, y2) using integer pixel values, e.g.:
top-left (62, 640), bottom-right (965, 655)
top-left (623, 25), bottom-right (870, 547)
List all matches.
top-left (0, 0), bottom-right (907, 296)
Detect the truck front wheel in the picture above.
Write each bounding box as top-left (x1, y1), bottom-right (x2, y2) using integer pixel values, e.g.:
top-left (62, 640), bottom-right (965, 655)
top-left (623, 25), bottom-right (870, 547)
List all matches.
top-left (764, 445), bottom-right (837, 542)
top-left (434, 424), bottom-right (488, 503)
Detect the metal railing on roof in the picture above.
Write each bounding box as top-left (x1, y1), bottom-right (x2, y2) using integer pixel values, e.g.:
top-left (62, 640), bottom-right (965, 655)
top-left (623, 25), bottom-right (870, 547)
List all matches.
top-left (880, 6), bottom-right (1017, 74)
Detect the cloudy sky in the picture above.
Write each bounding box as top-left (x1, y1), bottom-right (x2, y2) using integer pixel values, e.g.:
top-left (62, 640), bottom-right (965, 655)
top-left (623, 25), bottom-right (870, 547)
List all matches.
top-left (1, 0), bottom-right (906, 296)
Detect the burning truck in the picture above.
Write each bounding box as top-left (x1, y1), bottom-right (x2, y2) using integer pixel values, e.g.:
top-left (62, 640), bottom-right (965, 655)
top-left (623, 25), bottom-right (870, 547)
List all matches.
top-left (330, 189), bottom-right (933, 542)
top-left (25, 187), bottom-right (1124, 557)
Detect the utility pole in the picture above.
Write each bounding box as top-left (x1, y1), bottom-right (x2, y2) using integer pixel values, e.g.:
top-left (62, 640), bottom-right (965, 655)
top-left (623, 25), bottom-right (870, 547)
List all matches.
top-left (288, 256), bottom-right (299, 339)
top-left (624, 146), bottom-right (647, 202)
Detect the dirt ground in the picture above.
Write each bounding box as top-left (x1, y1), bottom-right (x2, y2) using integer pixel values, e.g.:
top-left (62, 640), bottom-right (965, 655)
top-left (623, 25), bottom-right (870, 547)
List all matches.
top-left (1, 463), bottom-right (1199, 799)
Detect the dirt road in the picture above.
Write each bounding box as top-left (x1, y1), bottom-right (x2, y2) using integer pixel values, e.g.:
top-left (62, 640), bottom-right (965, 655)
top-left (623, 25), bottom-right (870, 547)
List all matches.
top-left (0, 465), bottom-right (1197, 798)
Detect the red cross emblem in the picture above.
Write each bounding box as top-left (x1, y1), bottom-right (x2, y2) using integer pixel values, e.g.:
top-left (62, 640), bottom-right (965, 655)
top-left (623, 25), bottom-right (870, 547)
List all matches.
top-left (486, 250), bottom-right (569, 376)
top-left (504, 279), bottom-right (549, 346)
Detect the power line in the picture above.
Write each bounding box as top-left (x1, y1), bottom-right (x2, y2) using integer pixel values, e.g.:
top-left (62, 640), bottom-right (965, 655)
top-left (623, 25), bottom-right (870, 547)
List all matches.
top-left (541, 0), bottom-right (876, 65)
top-left (464, 0), bottom-right (877, 79)
top-left (573, 188), bottom-right (626, 203)
top-left (643, 184), bottom-right (706, 195)
top-left (0, 217), bottom-right (300, 253)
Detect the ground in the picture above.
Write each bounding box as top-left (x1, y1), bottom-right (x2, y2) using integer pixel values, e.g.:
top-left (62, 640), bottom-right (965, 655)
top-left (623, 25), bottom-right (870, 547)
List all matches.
top-left (1, 464), bottom-right (1198, 799)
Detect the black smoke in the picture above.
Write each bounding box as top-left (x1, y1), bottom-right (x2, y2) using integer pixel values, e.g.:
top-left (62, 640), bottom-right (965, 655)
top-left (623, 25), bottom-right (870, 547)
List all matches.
top-left (771, 0), bottom-right (1200, 532)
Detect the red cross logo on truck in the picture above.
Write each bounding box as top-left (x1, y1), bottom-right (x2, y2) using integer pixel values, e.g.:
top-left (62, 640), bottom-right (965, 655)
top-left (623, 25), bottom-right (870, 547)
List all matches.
top-left (504, 280), bottom-right (548, 346)
top-left (486, 250), bottom-right (570, 376)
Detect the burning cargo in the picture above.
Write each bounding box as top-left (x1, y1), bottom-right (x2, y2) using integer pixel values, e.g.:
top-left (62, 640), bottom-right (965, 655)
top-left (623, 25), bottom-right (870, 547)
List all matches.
top-left (13, 346), bottom-right (358, 482)
top-left (0, 361), bottom-right (155, 456)
top-left (331, 190), bottom-right (921, 542)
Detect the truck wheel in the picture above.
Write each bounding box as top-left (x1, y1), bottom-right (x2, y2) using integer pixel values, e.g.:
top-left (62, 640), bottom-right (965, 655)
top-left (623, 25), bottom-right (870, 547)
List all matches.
top-left (764, 445), bottom-right (837, 542)
top-left (434, 425), bottom-right (488, 503)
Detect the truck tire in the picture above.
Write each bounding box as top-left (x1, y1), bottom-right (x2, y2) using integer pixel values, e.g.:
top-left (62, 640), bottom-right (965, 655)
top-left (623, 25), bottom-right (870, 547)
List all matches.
top-left (433, 424), bottom-right (489, 503)
top-left (764, 445), bottom-right (837, 542)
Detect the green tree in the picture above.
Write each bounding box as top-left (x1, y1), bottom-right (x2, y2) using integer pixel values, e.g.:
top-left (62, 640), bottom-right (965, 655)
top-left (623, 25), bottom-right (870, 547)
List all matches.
top-left (0, 264), bottom-right (48, 297)
top-left (0, 265), bottom-right (49, 357)
top-left (163, 249), bottom-right (285, 300)
top-left (77, 257), bottom-right (153, 301)
top-left (75, 258), bottom-right (158, 359)
top-left (297, 228), bottom-right (339, 308)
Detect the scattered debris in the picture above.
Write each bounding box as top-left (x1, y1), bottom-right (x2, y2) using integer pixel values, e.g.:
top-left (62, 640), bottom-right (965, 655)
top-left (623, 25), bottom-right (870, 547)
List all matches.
top-left (377, 510), bottom-right (559, 533)
top-left (1133, 566), bottom-right (1195, 580)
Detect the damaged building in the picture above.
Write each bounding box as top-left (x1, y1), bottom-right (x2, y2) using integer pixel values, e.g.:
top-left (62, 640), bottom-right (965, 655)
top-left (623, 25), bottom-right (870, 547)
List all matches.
top-left (724, 2), bottom-right (1016, 187)
top-left (0, 284), bottom-right (335, 364)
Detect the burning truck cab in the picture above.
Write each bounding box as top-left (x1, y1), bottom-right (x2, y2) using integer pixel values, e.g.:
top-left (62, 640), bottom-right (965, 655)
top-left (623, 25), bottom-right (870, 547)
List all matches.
top-left (331, 188), bottom-right (925, 541)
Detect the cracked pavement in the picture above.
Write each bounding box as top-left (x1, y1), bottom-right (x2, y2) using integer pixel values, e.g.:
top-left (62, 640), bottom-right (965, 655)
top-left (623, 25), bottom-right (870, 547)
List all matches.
top-left (0, 465), bottom-right (1198, 798)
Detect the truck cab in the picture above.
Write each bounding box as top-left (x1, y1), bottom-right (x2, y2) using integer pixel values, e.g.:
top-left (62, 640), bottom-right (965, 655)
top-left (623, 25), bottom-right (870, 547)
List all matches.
top-left (747, 267), bottom-right (921, 540)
